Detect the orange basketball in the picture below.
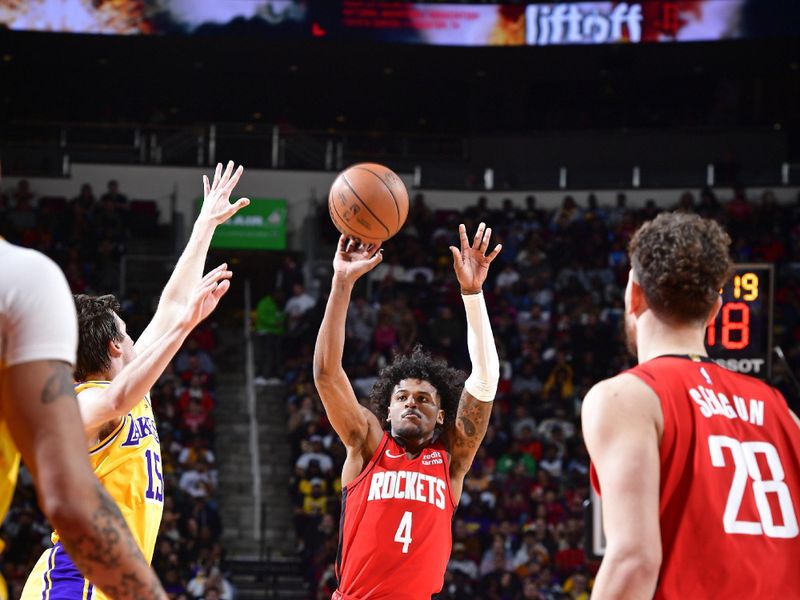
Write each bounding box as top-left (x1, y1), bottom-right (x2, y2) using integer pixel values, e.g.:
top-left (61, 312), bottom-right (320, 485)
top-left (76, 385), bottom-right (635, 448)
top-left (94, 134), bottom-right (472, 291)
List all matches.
top-left (328, 163), bottom-right (409, 244)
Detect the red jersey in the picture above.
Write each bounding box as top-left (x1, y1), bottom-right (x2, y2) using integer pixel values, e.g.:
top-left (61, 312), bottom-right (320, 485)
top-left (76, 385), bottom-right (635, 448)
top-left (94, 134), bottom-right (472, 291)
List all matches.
top-left (334, 433), bottom-right (456, 600)
top-left (592, 355), bottom-right (800, 599)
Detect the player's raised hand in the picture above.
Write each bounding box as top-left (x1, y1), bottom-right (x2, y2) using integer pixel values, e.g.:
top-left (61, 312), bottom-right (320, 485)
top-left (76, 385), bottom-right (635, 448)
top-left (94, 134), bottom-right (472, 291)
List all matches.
top-left (199, 161), bottom-right (250, 225)
top-left (450, 222), bottom-right (502, 294)
top-left (181, 263), bottom-right (232, 328)
top-left (333, 235), bottom-right (383, 282)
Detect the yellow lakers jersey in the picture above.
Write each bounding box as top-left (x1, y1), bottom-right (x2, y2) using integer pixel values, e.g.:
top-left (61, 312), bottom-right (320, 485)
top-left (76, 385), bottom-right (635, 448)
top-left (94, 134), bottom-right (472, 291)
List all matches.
top-left (68, 381), bottom-right (164, 561)
top-left (23, 381), bottom-right (164, 600)
top-left (0, 420), bottom-right (20, 550)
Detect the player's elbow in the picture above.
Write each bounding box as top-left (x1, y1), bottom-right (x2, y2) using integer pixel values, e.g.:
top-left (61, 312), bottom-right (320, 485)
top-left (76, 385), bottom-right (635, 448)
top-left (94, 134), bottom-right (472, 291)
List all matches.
top-left (107, 393), bottom-right (127, 416)
top-left (312, 356), bottom-right (340, 384)
top-left (312, 360), bottom-right (327, 383)
top-left (604, 545), bottom-right (662, 593)
top-left (40, 492), bottom-right (94, 539)
top-left (36, 461), bottom-right (105, 538)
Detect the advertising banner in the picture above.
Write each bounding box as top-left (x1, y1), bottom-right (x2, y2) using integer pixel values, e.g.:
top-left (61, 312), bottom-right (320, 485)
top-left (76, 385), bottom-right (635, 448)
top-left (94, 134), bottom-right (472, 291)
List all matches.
top-left (199, 198), bottom-right (288, 251)
top-left (333, 2), bottom-right (526, 46)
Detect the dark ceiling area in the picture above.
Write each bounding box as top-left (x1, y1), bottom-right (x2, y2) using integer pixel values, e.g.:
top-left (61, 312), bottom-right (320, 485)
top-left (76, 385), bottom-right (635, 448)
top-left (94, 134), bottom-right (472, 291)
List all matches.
top-left (1, 28), bottom-right (798, 138)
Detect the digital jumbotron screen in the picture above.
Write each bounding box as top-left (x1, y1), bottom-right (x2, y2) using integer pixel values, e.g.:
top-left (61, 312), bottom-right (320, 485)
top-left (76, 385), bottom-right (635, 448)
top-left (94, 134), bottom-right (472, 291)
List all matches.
top-left (0, 1), bottom-right (794, 46)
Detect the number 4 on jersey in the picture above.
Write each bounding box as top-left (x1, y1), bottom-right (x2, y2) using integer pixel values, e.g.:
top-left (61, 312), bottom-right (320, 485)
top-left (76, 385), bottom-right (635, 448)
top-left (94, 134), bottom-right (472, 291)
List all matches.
top-left (394, 511), bottom-right (413, 553)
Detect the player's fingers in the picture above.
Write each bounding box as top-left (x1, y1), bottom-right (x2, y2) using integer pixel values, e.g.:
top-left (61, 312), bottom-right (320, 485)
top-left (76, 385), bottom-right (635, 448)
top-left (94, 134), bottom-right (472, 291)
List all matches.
top-left (201, 264), bottom-right (228, 284)
top-left (224, 165), bottom-right (244, 193)
top-left (195, 279), bottom-right (220, 301)
top-left (449, 245), bottom-right (462, 265)
top-left (346, 238), bottom-right (355, 253)
top-left (479, 227), bottom-right (492, 254)
top-left (211, 163), bottom-right (223, 189)
top-left (211, 279), bottom-right (231, 301)
top-left (206, 262), bottom-right (228, 276)
top-left (203, 175), bottom-right (210, 198)
top-left (459, 223), bottom-right (469, 253)
top-left (367, 242), bottom-right (382, 259)
top-left (368, 249), bottom-right (384, 265)
top-left (472, 222), bottom-right (486, 250)
top-left (227, 197), bottom-right (249, 215)
top-left (486, 243), bottom-right (503, 263)
top-left (219, 160), bottom-right (234, 188)
top-left (200, 269), bottom-right (231, 294)
top-left (338, 235), bottom-right (348, 252)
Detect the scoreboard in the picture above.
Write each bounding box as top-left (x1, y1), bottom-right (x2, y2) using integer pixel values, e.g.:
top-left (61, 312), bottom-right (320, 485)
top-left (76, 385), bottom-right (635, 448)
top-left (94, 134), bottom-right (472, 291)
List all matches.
top-left (705, 264), bottom-right (774, 380)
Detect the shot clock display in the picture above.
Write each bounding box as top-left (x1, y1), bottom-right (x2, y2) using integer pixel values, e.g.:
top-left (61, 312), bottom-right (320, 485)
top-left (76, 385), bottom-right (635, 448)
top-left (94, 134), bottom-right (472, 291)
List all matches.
top-left (705, 263), bottom-right (774, 379)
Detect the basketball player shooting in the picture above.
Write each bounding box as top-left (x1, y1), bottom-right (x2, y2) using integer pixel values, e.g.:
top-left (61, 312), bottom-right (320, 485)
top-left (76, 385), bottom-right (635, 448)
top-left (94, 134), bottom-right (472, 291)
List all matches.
top-left (314, 223), bottom-right (501, 600)
top-left (21, 161), bottom-right (248, 600)
top-left (583, 212), bottom-right (800, 599)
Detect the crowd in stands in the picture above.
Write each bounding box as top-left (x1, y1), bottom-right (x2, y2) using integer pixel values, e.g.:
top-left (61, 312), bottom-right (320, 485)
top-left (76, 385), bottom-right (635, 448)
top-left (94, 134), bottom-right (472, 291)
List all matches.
top-left (0, 180), bottom-right (233, 599)
top-left (0, 179), bottom-right (131, 295)
top-left (273, 186), bottom-right (800, 599)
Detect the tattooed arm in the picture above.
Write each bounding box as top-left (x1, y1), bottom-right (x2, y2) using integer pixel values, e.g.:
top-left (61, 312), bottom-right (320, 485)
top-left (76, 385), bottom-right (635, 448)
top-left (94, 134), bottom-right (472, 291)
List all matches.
top-left (445, 223), bottom-right (502, 498)
top-left (447, 390), bottom-right (494, 499)
top-left (1, 360), bottom-right (167, 600)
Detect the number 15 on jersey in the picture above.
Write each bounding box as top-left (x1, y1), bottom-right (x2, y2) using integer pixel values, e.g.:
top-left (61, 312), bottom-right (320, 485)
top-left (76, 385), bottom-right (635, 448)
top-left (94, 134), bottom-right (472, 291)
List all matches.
top-left (145, 448), bottom-right (164, 503)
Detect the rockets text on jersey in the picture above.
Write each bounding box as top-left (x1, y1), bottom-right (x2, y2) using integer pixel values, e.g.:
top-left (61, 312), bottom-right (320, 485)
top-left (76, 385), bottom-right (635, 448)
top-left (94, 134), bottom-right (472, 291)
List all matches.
top-left (335, 433), bottom-right (456, 600)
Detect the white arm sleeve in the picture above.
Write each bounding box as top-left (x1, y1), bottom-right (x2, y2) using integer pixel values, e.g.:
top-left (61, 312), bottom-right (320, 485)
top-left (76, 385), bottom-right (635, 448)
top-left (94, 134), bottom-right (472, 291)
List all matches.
top-left (0, 242), bottom-right (77, 368)
top-left (462, 292), bottom-right (499, 402)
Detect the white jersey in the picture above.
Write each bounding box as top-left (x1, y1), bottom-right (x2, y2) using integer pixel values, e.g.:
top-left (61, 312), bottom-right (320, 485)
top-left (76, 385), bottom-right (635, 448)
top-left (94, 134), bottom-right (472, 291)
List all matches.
top-left (0, 239), bottom-right (78, 369)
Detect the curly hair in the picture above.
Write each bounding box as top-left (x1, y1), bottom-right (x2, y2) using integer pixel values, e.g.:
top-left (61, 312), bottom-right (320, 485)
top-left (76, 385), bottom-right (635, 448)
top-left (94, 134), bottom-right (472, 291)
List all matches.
top-left (73, 294), bottom-right (123, 381)
top-left (369, 346), bottom-right (466, 433)
top-left (629, 212), bottom-right (732, 323)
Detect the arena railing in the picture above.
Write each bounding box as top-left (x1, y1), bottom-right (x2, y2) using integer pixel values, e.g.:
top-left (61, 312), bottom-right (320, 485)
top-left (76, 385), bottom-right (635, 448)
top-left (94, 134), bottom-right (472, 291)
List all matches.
top-left (2, 120), bottom-right (795, 190)
top-left (243, 280), bottom-right (263, 543)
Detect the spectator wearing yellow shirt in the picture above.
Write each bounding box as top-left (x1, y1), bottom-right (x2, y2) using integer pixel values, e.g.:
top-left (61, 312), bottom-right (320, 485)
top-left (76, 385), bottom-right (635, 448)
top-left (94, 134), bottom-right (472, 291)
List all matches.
top-left (302, 479), bottom-right (328, 516)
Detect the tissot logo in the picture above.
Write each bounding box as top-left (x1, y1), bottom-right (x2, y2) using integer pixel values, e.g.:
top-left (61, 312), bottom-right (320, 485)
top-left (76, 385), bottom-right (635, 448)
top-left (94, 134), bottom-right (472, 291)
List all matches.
top-left (714, 358), bottom-right (765, 375)
top-left (526, 3), bottom-right (643, 46)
